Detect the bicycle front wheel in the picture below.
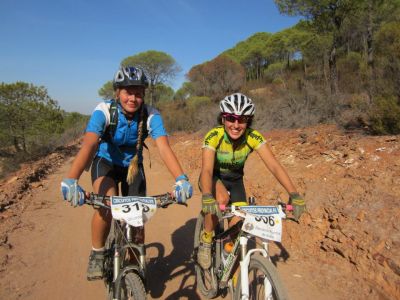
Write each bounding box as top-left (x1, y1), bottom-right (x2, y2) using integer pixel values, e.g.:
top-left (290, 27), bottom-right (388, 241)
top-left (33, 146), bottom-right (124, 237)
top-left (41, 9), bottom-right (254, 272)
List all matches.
top-left (194, 212), bottom-right (218, 299)
top-left (120, 272), bottom-right (146, 300)
top-left (105, 221), bottom-right (117, 300)
top-left (234, 254), bottom-right (288, 300)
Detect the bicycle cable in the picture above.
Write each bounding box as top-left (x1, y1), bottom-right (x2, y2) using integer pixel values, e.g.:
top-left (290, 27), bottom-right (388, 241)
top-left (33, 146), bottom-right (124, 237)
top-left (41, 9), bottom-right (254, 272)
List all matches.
top-left (114, 221), bottom-right (145, 270)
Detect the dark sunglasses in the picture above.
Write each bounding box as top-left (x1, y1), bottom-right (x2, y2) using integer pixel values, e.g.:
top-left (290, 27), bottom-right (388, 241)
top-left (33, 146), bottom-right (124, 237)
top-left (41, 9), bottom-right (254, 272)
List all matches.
top-left (222, 113), bottom-right (250, 124)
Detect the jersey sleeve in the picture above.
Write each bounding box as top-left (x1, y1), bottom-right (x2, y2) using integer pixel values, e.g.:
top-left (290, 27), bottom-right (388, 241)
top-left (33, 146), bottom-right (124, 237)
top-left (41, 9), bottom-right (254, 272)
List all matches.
top-left (247, 129), bottom-right (266, 150)
top-left (85, 102), bottom-right (109, 136)
top-left (147, 109), bottom-right (168, 139)
top-left (202, 127), bottom-right (221, 151)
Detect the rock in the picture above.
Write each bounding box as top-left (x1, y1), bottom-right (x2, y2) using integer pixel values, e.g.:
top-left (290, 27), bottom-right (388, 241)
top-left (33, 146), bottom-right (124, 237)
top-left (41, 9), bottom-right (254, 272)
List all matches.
top-left (6, 176), bottom-right (18, 184)
top-left (31, 182), bottom-right (43, 189)
top-left (356, 210), bottom-right (366, 221)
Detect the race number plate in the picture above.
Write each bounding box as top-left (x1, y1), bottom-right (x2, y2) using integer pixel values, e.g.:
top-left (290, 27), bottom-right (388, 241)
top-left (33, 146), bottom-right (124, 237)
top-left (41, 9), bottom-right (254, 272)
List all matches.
top-left (110, 196), bottom-right (157, 227)
top-left (241, 206), bottom-right (284, 242)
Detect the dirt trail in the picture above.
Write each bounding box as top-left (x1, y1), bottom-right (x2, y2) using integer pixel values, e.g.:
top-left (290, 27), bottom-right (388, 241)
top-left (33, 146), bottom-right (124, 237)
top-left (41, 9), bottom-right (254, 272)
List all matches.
top-left (0, 125), bottom-right (399, 299)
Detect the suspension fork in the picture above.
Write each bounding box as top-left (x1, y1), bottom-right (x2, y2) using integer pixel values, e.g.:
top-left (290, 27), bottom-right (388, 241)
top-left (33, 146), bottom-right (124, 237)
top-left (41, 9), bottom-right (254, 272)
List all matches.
top-left (239, 236), bottom-right (269, 300)
top-left (126, 226), bottom-right (146, 272)
top-left (125, 225), bottom-right (147, 275)
top-left (113, 245), bottom-right (121, 282)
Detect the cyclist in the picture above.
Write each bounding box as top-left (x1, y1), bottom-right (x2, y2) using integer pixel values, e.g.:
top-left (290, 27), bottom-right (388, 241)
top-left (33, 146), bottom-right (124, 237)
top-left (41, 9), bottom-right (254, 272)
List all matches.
top-left (60, 65), bottom-right (193, 280)
top-left (197, 92), bottom-right (305, 269)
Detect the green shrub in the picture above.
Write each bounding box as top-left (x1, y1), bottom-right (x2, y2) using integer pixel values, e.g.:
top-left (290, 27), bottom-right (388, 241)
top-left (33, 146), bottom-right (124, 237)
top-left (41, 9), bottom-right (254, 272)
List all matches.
top-left (264, 62), bottom-right (286, 80)
top-left (186, 96), bottom-right (211, 109)
top-left (337, 52), bottom-right (366, 93)
top-left (272, 77), bottom-right (285, 85)
top-left (369, 96), bottom-right (400, 134)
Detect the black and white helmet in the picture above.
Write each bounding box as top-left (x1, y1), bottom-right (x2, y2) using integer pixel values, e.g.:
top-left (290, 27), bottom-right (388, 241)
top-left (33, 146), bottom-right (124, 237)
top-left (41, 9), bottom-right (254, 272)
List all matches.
top-left (219, 93), bottom-right (255, 116)
top-left (113, 66), bottom-right (149, 90)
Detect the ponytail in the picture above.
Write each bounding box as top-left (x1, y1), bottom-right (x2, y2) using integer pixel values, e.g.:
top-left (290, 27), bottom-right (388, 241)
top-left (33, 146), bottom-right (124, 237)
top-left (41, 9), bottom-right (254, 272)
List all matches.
top-left (126, 105), bottom-right (145, 184)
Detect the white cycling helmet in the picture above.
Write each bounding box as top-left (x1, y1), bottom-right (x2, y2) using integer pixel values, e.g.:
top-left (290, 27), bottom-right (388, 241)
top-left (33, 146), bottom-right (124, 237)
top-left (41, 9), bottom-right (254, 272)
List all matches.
top-left (219, 93), bottom-right (255, 116)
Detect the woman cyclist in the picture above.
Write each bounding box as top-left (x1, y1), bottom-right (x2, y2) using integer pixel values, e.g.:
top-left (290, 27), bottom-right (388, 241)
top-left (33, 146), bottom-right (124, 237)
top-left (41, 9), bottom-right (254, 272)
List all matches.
top-left (60, 66), bottom-right (193, 280)
top-left (197, 92), bottom-right (305, 269)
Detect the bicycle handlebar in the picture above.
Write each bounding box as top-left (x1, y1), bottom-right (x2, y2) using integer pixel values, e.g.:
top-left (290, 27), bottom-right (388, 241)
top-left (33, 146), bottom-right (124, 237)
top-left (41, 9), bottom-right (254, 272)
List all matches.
top-left (85, 192), bottom-right (182, 209)
top-left (219, 202), bottom-right (293, 214)
top-left (277, 201), bottom-right (294, 212)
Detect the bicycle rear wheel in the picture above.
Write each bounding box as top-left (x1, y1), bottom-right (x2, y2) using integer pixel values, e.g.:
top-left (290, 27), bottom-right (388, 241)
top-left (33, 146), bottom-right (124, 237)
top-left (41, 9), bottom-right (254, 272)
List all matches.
top-left (234, 254), bottom-right (288, 300)
top-left (194, 212), bottom-right (218, 299)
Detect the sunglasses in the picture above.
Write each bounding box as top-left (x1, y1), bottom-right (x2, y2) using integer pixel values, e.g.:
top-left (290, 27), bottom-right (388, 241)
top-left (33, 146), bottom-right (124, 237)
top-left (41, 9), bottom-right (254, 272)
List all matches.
top-left (222, 113), bottom-right (250, 124)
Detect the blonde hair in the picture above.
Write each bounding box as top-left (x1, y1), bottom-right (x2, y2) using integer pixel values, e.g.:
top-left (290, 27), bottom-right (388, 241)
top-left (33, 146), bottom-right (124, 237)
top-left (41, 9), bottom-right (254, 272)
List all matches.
top-left (126, 104), bottom-right (145, 184)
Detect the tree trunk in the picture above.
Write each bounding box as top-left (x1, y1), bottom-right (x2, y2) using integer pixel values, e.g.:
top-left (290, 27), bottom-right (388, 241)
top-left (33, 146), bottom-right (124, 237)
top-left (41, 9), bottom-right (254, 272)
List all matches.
top-left (149, 84), bottom-right (155, 106)
top-left (13, 136), bottom-right (21, 152)
top-left (367, 0), bottom-right (374, 69)
top-left (323, 55), bottom-right (329, 89)
top-left (287, 53), bottom-right (290, 68)
top-left (366, 0), bottom-right (375, 103)
top-left (329, 33), bottom-right (339, 95)
top-left (21, 126), bottom-right (27, 153)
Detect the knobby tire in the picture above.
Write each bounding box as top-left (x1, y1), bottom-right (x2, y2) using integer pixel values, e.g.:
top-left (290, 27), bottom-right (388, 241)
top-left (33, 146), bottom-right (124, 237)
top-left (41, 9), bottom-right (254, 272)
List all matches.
top-left (234, 253), bottom-right (288, 300)
top-left (105, 220), bottom-right (117, 300)
top-left (120, 272), bottom-right (146, 300)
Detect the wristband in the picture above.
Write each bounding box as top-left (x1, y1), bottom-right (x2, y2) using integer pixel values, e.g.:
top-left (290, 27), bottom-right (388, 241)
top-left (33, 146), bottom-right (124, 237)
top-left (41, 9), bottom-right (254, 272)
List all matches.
top-left (289, 192), bottom-right (301, 198)
top-left (176, 174), bottom-right (189, 182)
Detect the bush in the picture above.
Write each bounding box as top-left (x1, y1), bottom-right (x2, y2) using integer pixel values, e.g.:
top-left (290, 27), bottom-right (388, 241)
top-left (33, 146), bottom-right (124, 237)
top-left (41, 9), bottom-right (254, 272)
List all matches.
top-left (337, 52), bottom-right (366, 93)
top-left (369, 96), bottom-right (400, 134)
top-left (159, 98), bottom-right (218, 133)
top-left (264, 62), bottom-right (286, 81)
top-left (186, 96), bottom-right (212, 109)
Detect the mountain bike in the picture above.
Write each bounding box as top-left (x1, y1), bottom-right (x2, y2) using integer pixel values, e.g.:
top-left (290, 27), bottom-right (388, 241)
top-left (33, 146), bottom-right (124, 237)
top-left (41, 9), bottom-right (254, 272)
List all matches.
top-left (193, 199), bottom-right (292, 300)
top-left (85, 192), bottom-right (181, 300)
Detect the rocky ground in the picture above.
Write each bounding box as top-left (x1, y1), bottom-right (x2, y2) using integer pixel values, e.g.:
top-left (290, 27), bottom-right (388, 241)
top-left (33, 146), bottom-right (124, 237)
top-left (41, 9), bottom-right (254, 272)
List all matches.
top-left (0, 143), bottom-right (80, 273)
top-left (0, 124), bottom-right (399, 299)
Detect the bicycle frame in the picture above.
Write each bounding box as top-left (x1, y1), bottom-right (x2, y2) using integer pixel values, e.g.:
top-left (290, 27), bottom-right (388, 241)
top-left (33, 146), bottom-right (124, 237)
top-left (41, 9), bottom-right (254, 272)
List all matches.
top-left (214, 205), bottom-right (286, 300)
top-left (85, 193), bottom-right (179, 300)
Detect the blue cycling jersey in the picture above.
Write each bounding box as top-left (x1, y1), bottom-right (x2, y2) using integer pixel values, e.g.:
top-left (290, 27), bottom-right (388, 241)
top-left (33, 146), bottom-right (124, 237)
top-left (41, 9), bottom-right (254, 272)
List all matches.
top-left (86, 100), bottom-right (168, 167)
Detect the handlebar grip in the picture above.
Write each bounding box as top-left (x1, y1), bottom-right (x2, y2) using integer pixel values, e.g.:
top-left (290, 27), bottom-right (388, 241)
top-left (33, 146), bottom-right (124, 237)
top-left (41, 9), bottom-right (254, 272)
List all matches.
top-left (285, 204), bottom-right (293, 211)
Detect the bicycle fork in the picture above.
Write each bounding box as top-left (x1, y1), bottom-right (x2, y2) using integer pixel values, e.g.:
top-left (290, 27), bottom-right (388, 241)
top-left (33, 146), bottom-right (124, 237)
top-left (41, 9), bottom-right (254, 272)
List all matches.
top-left (238, 237), bottom-right (272, 300)
top-left (111, 225), bottom-right (147, 300)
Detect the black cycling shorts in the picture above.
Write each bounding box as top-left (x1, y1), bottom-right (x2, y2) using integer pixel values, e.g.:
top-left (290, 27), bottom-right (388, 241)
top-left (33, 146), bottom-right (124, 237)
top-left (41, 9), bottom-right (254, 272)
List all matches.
top-left (199, 175), bottom-right (246, 204)
top-left (91, 156), bottom-right (146, 196)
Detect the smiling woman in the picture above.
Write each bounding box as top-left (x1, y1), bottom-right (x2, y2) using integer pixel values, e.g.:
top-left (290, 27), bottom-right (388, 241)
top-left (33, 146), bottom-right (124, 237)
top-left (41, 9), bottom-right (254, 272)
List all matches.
top-left (197, 92), bottom-right (306, 270)
top-left (60, 65), bottom-right (193, 282)
top-left (117, 86), bottom-right (146, 117)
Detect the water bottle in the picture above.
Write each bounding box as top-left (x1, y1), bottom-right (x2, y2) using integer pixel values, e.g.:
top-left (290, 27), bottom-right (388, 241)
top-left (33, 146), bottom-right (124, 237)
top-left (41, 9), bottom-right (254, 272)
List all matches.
top-left (221, 246), bottom-right (229, 265)
top-left (221, 239), bottom-right (234, 265)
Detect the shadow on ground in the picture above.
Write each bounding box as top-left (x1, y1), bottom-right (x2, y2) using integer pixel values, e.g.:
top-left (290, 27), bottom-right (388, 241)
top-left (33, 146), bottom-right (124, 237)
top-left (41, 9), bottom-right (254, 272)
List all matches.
top-left (146, 218), bottom-right (201, 299)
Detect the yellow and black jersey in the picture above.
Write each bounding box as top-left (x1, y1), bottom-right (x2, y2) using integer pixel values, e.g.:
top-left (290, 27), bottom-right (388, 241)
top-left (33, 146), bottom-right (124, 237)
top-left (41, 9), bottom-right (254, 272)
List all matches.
top-left (202, 126), bottom-right (266, 179)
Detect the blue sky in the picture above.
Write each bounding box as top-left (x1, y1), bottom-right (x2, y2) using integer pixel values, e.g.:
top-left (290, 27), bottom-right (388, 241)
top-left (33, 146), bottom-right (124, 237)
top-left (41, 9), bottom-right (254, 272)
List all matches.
top-left (0, 0), bottom-right (300, 114)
